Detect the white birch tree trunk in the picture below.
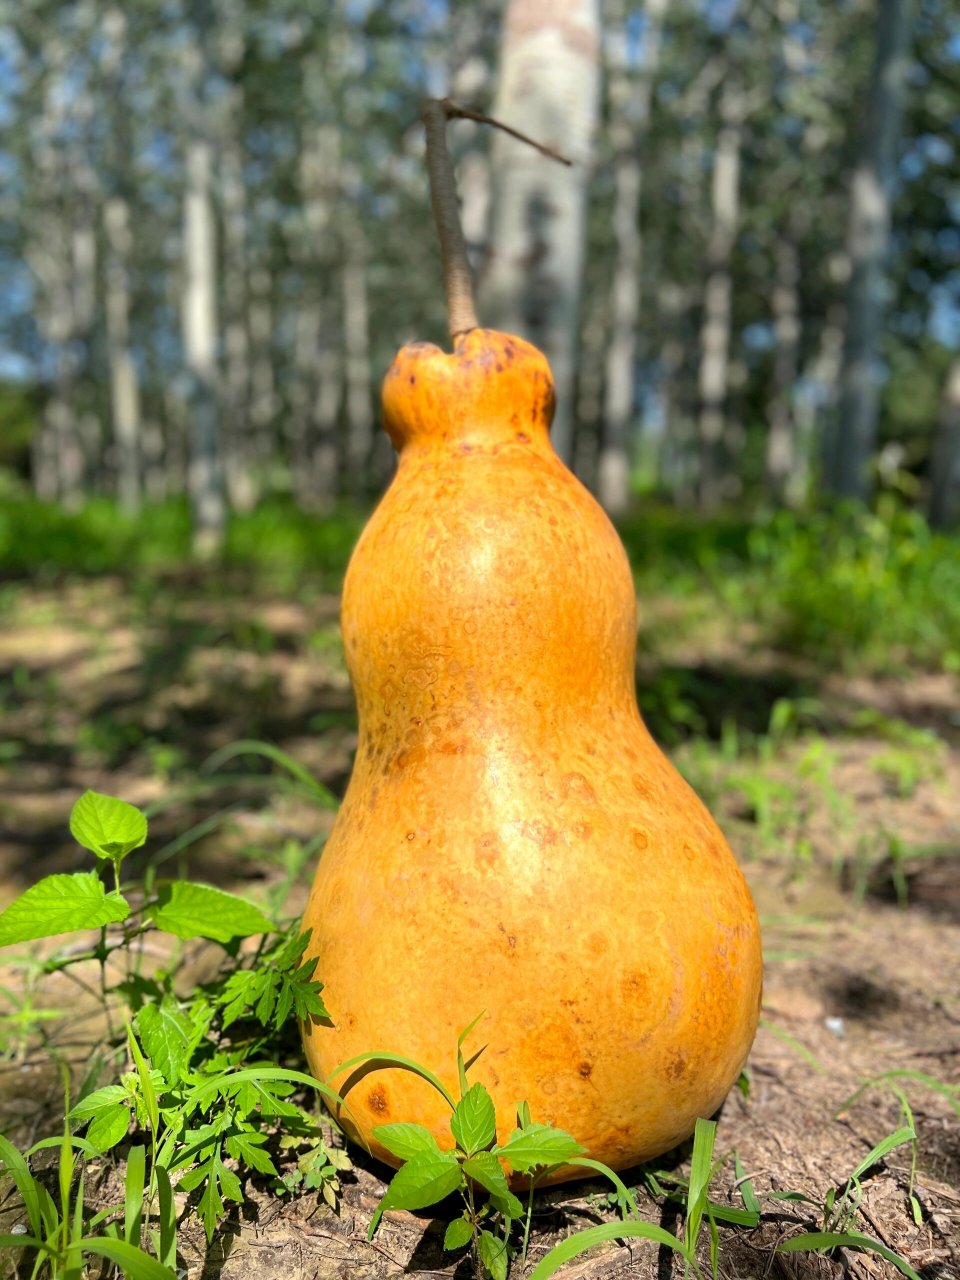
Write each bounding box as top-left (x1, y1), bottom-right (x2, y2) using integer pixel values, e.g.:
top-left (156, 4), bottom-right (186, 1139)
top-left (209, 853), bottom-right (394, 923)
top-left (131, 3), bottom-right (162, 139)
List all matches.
top-left (929, 357), bottom-right (960, 528)
top-left (764, 235), bottom-right (803, 504)
top-left (342, 210), bottom-right (373, 492)
top-left (696, 75), bottom-right (745, 509)
top-left (598, 0), bottom-right (667, 514)
top-left (826, 0), bottom-right (915, 500)
top-left (182, 133), bottom-right (225, 554)
top-left (478, 0), bottom-right (601, 464)
top-left (104, 196), bottom-right (142, 513)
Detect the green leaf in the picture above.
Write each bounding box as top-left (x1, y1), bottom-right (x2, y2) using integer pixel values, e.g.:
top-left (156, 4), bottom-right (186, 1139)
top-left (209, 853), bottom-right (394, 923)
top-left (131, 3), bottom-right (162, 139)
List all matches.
top-left (70, 791), bottom-right (148, 863)
top-left (478, 1228), bottom-right (508, 1280)
top-left (499, 1123), bottom-right (585, 1174)
top-left (528, 1221), bottom-right (694, 1280)
top-left (849, 1126), bottom-right (916, 1183)
top-left (734, 1152), bottom-right (760, 1217)
top-left (225, 1132), bottom-right (278, 1177)
top-left (136, 1001), bottom-right (191, 1085)
top-left (777, 1231), bottom-right (923, 1280)
top-left (462, 1152), bottom-right (523, 1220)
top-left (146, 881), bottom-right (273, 943)
top-left (367, 1151), bottom-right (462, 1239)
top-left (373, 1123), bottom-right (442, 1162)
top-left (127, 1028), bottom-right (160, 1138)
top-left (155, 1165), bottom-right (176, 1271)
top-left (451, 1082), bottom-right (497, 1156)
top-left (456, 1012), bottom-right (486, 1096)
top-left (79, 1236), bottom-right (177, 1280)
top-left (124, 1146), bottom-right (145, 1245)
top-left (686, 1117), bottom-right (717, 1251)
top-left (0, 1133), bottom-right (44, 1239)
top-left (0, 873), bottom-right (129, 946)
top-left (443, 1216), bottom-right (474, 1251)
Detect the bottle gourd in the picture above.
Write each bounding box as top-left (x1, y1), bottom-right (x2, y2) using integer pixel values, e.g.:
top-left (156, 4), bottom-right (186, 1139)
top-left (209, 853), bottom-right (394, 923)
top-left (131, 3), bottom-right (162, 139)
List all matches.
top-left (302, 329), bottom-right (762, 1180)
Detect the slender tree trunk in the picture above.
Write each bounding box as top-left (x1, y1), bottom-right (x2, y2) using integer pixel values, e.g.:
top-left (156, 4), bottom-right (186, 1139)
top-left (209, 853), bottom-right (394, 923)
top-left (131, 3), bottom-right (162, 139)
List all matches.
top-left (104, 196), bottom-right (142, 512)
top-left (248, 265), bottom-right (278, 469)
top-left (342, 213), bottom-right (373, 493)
top-left (696, 75), bottom-right (745, 509)
top-left (825, 0), bottom-right (915, 500)
top-left (182, 134), bottom-right (225, 554)
top-left (764, 236), bottom-right (803, 504)
top-left (598, 0), bottom-right (667, 514)
top-left (929, 358), bottom-right (960, 528)
top-left (478, 0), bottom-right (602, 464)
top-left (220, 81), bottom-right (257, 513)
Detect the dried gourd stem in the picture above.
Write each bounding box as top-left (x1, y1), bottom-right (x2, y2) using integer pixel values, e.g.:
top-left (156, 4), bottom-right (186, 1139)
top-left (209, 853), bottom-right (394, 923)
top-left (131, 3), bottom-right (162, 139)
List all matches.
top-left (422, 99), bottom-right (478, 340)
top-left (421, 97), bottom-right (572, 343)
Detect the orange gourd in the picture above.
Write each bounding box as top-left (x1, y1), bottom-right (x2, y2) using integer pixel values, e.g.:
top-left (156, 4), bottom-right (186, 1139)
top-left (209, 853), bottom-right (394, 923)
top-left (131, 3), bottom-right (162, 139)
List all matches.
top-left (301, 327), bottom-right (762, 1183)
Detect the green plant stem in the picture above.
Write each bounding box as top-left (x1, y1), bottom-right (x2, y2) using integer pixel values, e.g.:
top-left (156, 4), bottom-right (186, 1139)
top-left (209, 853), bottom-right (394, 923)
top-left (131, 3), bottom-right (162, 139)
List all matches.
top-left (520, 1178), bottom-right (538, 1267)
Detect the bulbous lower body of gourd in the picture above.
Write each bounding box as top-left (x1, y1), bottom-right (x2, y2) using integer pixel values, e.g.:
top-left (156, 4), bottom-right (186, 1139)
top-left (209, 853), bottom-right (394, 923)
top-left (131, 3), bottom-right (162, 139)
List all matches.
top-left (301, 711), bottom-right (762, 1184)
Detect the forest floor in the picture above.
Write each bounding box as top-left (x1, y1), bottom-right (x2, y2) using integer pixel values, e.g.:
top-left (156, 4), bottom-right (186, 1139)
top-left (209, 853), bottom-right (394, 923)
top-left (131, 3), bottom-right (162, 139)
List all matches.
top-left (0, 572), bottom-right (958, 1280)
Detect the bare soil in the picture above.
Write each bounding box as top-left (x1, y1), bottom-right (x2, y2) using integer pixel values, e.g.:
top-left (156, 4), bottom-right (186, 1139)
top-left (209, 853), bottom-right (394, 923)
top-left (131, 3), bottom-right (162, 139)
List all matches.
top-left (0, 578), bottom-right (958, 1279)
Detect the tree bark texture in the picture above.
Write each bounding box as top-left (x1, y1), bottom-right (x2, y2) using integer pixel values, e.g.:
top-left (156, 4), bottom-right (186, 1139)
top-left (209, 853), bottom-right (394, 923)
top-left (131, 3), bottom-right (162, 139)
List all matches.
top-left (929, 357), bottom-right (960, 528)
top-left (597, 0), bottom-right (667, 514)
top-left (826, 0), bottom-right (915, 500)
top-left (696, 74), bottom-right (745, 509)
top-left (478, 0), bottom-right (602, 464)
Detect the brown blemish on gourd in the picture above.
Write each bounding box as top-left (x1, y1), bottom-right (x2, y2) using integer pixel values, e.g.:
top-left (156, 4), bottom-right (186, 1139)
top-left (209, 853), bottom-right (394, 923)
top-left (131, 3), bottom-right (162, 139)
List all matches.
top-left (367, 1086), bottom-right (389, 1116)
top-left (578, 1061), bottom-right (593, 1079)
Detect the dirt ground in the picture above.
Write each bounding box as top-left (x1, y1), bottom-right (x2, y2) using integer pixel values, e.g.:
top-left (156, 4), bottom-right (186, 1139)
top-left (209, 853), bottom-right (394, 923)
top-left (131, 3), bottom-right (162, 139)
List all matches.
top-left (0, 578), bottom-right (958, 1279)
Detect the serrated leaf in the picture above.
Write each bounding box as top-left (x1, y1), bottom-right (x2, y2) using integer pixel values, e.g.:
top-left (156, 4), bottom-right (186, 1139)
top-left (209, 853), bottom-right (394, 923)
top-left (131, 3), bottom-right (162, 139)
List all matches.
top-left (374, 1123), bottom-right (442, 1162)
top-left (86, 1104), bottom-right (131, 1153)
top-left (70, 791), bottom-right (148, 863)
top-left (451, 1082), bottom-right (496, 1155)
top-left (225, 1132), bottom-right (278, 1177)
top-left (0, 873), bottom-right (129, 946)
top-left (499, 1122), bottom-right (585, 1174)
top-left (462, 1151), bottom-right (523, 1220)
top-left (136, 1001), bottom-right (191, 1085)
top-left (478, 1228), bottom-right (509, 1280)
top-left (368, 1151), bottom-right (462, 1238)
top-left (146, 882), bottom-right (272, 943)
top-left (443, 1216), bottom-right (474, 1251)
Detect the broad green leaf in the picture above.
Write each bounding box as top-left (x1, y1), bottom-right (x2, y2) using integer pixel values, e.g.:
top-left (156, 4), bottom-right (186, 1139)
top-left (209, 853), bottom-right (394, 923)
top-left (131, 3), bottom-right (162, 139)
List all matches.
top-left (451, 1082), bottom-right (496, 1155)
top-left (146, 881), bottom-right (272, 943)
top-left (499, 1123), bottom-right (585, 1174)
top-left (87, 1104), bottom-right (131, 1153)
top-left (478, 1228), bottom-right (508, 1280)
top-left (79, 1236), bottom-right (177, 1280)
top-left (70, 791), bottom-right (148, 863)
top-left (443, 1216), bottom-right (473, 1251)
top-left (528, 1221), bottom-right (694, 1280)
top-left (0, 874), bottom-right (129, 946)
top-left (373, 1123), bottom-right (442, 1162)
top-left (777, 1231), bottom-right (923, 1280)
top-left (368, 1151), bottom-right (462, 1238)
top-left (136, 1001), bottom-right (191, 1085)
top-left (462, 1152), bottom-right (523, 1220)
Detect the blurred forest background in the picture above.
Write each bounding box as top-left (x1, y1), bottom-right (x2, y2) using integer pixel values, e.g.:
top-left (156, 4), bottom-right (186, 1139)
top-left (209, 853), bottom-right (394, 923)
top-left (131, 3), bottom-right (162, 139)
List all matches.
top-left (0, 0), bottom-right (958, 558)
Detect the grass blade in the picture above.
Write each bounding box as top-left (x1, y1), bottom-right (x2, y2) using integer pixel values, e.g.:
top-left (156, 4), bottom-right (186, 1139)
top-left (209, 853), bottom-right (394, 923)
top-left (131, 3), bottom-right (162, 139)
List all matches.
top-left (79, 1237), bottom-right (178, 1280)
top-left (0, 1134), bottom-right (44, 1239)
top-left (124, 1146), bottom-right (145, 1246)
top-left (734, 1153), bottom-right (760, 1217)
top-left (331, 1052), bottom-right (457, 1111)
top-left (202, 741), bottom-right (338, 808)
top-left (777, 1230), bottom-right (923, 1280)
top-left (685, 1117), bottom-right (717, 1253)
top-left (155, 1165), bottom-right (176, 1271)
top-left (566, 1158), bottom-right (640, 1218)
top-left (849, 1126), bottom-right (915, 1183)
top-left (528, 1221), bottom-right (693, 1280)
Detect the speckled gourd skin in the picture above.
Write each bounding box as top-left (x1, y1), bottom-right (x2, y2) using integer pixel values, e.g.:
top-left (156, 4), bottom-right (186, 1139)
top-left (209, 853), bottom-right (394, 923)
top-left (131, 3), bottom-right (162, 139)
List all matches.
top-left (301, 329), bottom-right (762, 1183)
